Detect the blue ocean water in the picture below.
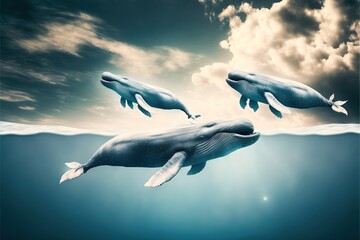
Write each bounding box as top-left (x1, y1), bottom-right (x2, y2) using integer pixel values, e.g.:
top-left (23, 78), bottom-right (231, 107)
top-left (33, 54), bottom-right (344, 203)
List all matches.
top-left (0, 124), bottom-right (359, 240)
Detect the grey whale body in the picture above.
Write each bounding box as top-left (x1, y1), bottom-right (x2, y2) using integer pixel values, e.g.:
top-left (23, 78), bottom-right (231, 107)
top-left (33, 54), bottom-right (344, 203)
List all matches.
top-left (60, 119), bottom-right (259, 187)
top-left (100, 72), bottom-right (200, 120)
top-left (226, 71), bottom-right (348, 118)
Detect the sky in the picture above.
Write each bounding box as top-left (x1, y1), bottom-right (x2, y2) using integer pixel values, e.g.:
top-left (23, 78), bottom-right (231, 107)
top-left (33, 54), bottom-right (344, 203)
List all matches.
top-left (1, 0), bottom-right (359, 130)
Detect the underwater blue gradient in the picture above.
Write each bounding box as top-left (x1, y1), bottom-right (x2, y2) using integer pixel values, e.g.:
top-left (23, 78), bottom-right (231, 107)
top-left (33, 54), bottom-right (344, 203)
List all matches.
top-left (1, 133), bottom-right (359, 239)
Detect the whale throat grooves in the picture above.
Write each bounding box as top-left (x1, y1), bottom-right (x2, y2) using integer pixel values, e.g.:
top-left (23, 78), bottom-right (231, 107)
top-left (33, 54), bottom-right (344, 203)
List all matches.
top-left (192, 133), bottom-right (235, 160)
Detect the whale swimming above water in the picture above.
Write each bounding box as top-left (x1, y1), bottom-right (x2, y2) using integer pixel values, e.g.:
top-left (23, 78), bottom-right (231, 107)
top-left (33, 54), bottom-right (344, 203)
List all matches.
top-left (226, 71), bottom-right (348, 118)
top-left (59, 119), bottom-right (259, 187)
top-left (100, 72), bottom-right (200, 120)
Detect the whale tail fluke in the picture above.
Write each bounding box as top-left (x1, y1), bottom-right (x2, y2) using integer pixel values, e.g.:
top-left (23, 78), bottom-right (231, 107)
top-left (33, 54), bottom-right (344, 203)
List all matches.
top-left (188, 114), bottom-right (201, 124)
top-left (329, 94), bottom-right (348, 115)
top-left (59, 162), bottom-right (84, 184)
top-left (189, 114), bottom-right (201, 120)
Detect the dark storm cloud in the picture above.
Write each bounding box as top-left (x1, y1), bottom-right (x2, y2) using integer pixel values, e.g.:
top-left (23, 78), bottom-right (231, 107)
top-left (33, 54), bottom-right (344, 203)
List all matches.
top-left (281, 0), bottom-right (359, 122)
top-left (271, 0), bottom-right (359, 123)
top-left (311, 66), bottom-right (360, 123)
top-left (277, 4), bottom-right (320, 37)
top-left (332, 0), bottom-right (360, 47)
top-left (310, 0), bottom-right (359, 122)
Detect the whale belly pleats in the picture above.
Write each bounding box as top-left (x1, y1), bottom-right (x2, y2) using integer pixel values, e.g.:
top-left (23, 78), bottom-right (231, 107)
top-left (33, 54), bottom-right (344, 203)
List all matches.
top-left (192, 133), bottom-right (234, 161)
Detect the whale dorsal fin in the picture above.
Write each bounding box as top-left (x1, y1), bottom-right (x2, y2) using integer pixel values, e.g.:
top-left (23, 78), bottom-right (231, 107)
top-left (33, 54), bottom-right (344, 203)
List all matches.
top-left (144, 151), bottom-right (186, 187)
top-left (264, 92), bottom-right (291, 114)
top-left (187, 162), bottom-right (206, 175)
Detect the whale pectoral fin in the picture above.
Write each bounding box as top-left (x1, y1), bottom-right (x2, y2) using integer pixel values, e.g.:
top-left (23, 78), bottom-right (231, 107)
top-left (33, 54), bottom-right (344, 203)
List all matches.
top-left (187, 162), bottom-right (206, 175)
top-left (135, 94), bottom-right (152, 112)
top-left (144, 151), bottom-right (187, 188)
top-left (249, 100), bottom-right (259, 112)
top-left (269, 106), bottom-right (282, 118)
top-left (264, 92), bottom-right (291, 114)
top-left (240, 95), bottom-right (248, 109)
top-left (126, 100), bottom-right (134, 109)
top-left (138, 105), bottom-right (151, 117)
top-left (120, 97), bottom-right (126, 108)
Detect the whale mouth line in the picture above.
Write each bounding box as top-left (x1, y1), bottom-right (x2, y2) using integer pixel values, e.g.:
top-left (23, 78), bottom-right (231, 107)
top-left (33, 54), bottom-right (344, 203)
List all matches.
top-left (234, 131), bottom-right (260, 138)
top-left (222, 124), bottom-right (258, 137)
top-left (101, 75), bottom-right (118, 83)
top-left (226, 77), bottom-right (246, 83)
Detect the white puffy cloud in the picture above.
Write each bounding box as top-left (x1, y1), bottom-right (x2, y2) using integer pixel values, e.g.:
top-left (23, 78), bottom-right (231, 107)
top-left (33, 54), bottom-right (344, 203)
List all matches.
top-left (192, 62), bottom-right (229, 89)
top-left (189, 0), bottom-right (359, 128)
top-left (218, 5), bottom-right (236, 21)
top-left (219, 40), bottom-right (229, 49)
top-left (212, 0), bottom-right (359, 81)
top-left (16, 13), bottom-right (198, 77)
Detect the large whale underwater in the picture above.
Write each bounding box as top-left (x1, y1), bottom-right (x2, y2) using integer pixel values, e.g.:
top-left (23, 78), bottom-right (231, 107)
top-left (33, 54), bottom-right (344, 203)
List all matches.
top-left (100, 72), bottom-right (200, 120)
top-left (226, 71), bottom-right (348, 118)
top-left (60, 119), bottom-right (259, 187)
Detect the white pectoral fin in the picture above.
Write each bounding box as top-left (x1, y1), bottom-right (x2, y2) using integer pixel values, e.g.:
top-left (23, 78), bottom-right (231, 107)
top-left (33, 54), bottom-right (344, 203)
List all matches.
top-left (187, 162), bottom-right (206, 175)
top-left (264, 92), bottom-right (291, 114)
top-left (144, 151), bottom-right (187, 188)
top-left (135, 94), bottom-right (153, 113)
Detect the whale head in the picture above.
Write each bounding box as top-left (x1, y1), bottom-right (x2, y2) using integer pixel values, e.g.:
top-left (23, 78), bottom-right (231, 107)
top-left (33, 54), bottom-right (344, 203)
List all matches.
top-left (100, 72), bottom-right (131, 93)
top-left (226, 71), bottom-right (259, 92)
top-left (192, 119), bottom-right (260, 160)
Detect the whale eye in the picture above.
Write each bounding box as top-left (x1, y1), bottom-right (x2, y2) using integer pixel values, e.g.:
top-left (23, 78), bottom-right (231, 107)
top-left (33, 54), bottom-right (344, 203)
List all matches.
top-left (249, 73), bottom-right (255, 76)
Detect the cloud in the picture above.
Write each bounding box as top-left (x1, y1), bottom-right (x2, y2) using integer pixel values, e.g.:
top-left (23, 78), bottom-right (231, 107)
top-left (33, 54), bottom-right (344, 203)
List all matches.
top-left (19, 106), bottom-right (35, 111)
top-left (215, 0), bottom-right (359, 80)
top-left (192, 62), bottom-right (230, 89)
top-left (16, 13), bottom-right (99, 57)
top-left (218, 5), bottom-right (236, 21)
top-left (198, 0), bottom-right (224, 22)
top-left (0, 89), bottom-right (36, 102)
top-left (192, 0), bottom-right (359, 124)
top-left (198, 0), bottom-right (223, 5)
top-left (16, 12), bottom-right (198, 77)
top-left (1, 61), bottom-right (68, 85)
